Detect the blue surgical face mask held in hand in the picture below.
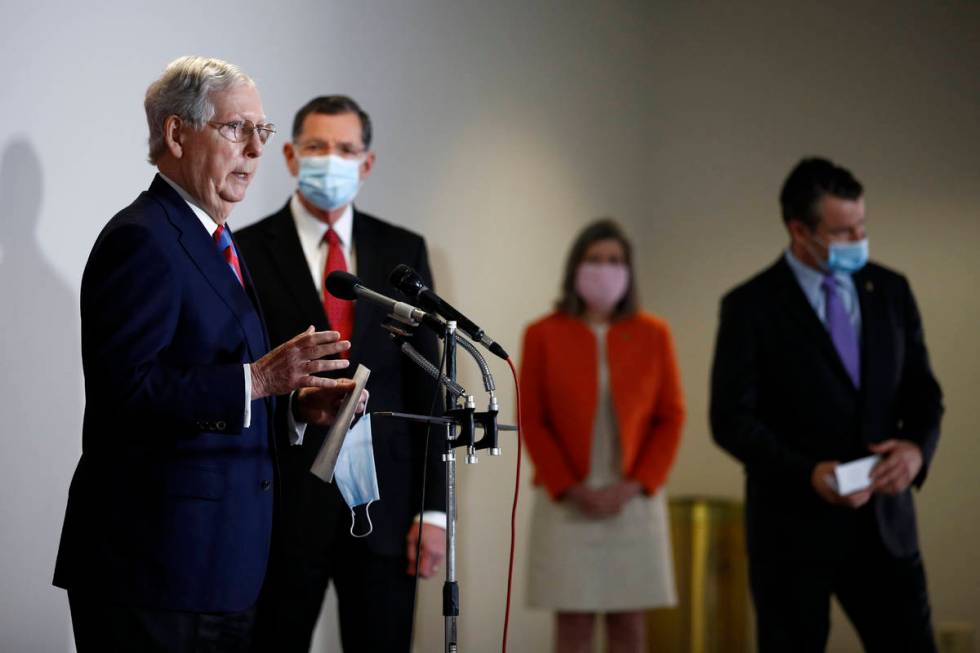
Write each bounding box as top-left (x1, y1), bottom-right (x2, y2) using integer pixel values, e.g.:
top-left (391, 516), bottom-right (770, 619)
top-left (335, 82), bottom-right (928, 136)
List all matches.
top-left (297, 154), bottom-right (362, 211)
top-left (333, 414), bottom-right (380, 537)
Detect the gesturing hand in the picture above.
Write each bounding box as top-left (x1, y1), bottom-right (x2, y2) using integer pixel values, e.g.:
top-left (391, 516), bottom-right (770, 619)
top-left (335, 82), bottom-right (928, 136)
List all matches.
top-left (251, 326), bottom-right (351, 399)
top-left (869, 439), bottom-right (923, 495)
top-left (811, 461), bottom-right (872, 509)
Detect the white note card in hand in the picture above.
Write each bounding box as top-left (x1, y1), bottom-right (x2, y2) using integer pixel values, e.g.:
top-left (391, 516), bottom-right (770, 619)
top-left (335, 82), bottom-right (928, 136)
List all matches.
top-left (833, 454), bottom-right (881, 496)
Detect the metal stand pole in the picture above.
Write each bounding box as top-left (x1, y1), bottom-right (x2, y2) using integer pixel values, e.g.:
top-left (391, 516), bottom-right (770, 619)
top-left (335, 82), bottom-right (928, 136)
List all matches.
top-left (442, 321), bottom-right (459, 653)
top-left (377, 317), bottom-right (517, 651)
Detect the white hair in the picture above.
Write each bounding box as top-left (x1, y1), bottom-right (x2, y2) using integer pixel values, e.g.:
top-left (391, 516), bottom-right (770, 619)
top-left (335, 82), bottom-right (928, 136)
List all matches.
top-left (144, 56), bottom-right (254, 164)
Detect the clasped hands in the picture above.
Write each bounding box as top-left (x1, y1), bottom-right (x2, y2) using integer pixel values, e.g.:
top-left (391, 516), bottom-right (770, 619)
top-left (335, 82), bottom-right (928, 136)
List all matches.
top-left (564, 480), bottom-right (643, 519)
top-left (811, 439), bottom-right (923, 509)
top-left (250, 326), bottom-right (368, 426)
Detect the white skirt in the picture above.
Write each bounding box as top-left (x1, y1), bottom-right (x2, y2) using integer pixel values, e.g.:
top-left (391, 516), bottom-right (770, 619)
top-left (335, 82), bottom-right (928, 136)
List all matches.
top-left (526, 486), bottom-right (677, 612)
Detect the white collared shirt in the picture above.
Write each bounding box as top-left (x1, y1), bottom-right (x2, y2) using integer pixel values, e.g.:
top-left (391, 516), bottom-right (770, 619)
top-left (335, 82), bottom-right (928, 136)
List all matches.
top-left (290, 193), bottom-right (356, 289)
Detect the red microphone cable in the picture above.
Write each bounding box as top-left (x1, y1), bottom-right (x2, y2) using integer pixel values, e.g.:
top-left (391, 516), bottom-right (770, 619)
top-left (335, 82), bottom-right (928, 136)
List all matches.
top-left (502, 356), bottom-right (522, 653)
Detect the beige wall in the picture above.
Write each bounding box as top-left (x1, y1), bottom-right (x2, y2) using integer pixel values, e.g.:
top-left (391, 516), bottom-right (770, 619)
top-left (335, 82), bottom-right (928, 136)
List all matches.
top-left (400, 3), bottom-right (980, 651)
top-left (0, 2), bottom-right (976, 652)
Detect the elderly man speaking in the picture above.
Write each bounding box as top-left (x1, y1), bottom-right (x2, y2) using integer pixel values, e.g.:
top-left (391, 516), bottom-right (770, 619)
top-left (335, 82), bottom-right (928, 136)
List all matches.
top-left (53, 56), bottom-right (361, 652)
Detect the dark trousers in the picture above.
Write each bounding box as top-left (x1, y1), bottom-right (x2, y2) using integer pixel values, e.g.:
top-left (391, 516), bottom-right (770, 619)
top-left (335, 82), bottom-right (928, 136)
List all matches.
top-left (68, 591), bottom-right (256, 653)
top-left (749, 517), bottom-right (936, 653)
top-left (252, 453), bottom-right (416, 653)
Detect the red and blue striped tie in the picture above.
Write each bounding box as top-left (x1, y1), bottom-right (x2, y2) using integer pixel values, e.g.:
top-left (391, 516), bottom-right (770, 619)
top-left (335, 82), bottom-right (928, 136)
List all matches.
top-left (213, 224), bottom-right (244, 288)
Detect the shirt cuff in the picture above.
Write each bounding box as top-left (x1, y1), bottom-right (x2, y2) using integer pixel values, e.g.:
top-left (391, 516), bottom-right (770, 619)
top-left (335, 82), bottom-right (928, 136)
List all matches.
top-left (243, 364), bottom-right (252, 429)
top-left (417, 511), bottom-right (447, 530)
top-left (287, 391), bottom-right (308, 446)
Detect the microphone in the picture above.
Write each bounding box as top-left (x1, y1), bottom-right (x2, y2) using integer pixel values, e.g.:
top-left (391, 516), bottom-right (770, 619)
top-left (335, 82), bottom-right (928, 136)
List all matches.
top-left (389, 264), bottom-right (509, 360)
top-left (325, 271), bottom-right (442, 329)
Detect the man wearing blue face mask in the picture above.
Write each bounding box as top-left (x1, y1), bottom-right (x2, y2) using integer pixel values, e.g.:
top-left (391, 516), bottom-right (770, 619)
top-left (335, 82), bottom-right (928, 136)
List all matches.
top-left (237, 96), bottom-right (446, 652)
top-left (710, 157), bottom-right (943, 652)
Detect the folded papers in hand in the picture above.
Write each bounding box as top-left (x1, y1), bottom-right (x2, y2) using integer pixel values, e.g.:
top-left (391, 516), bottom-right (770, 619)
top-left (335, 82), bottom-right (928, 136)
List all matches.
top-left (825, 454), bottom-right (881, 496)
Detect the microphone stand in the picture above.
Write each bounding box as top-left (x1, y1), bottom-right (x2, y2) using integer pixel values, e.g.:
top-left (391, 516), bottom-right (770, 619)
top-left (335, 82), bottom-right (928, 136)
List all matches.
top-left (375, 319), bottom-right (516, 653)
top-left (443, 319), bottom-right (460, 652)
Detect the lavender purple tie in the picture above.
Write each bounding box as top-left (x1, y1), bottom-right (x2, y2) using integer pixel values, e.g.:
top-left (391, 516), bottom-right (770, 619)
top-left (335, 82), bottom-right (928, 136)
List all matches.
top-left (822, 274), bottom-right (860, 387)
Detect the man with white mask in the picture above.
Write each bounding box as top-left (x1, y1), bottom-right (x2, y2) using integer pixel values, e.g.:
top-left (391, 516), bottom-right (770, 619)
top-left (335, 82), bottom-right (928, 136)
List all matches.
top-left (237, 95), bottom-right (446, 652)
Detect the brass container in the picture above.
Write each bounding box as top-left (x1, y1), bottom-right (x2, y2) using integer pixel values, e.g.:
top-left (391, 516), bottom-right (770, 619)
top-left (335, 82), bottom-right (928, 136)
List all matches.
top-left (937, 622), bottom-right (975, 653)
top-left (647, 496), bottom-right (751, 653)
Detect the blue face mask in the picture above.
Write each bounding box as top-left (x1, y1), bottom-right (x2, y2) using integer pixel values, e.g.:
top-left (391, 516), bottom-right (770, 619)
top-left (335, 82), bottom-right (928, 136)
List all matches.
top-left (825, 238), bottom-right (869, 274)
top-left (333, 414), bottom-right (379, 538)
top-left (297, 154), bottom-right (362, 211)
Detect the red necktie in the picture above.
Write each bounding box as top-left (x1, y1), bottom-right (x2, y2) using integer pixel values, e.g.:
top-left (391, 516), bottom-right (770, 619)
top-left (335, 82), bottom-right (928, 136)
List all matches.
top-left (323, 228), bottom-right (354, 356)
top-left (213, 224), bottom-right (244, 287)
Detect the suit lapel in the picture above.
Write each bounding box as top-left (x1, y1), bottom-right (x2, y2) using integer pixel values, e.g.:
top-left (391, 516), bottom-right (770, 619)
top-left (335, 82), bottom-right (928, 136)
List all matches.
top-left (854, 267), bottom-right (885, 401)
top-left (235, 244), bottom-right (271, 354)
top-left (262, 206), bottom-right (330, 331)
top-left (150, 175), bottom-right (266, 361)
top-left (350, 209), bottom-right (383, 358)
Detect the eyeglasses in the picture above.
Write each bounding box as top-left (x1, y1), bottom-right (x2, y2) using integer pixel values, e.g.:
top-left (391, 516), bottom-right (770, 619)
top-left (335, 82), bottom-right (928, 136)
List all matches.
top-left (209, 120), bottom-right (277, 144)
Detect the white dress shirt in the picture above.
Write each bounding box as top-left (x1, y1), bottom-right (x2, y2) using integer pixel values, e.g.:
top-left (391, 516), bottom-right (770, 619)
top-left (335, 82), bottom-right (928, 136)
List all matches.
top-left (291, 193), bottom-right (356, 283)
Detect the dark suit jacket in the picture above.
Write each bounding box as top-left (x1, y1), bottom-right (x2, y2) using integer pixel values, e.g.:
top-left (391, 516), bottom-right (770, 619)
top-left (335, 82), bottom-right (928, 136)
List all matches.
top-left (710, 256), bottom-right (943, 561)
top-left (236, 202), bottom-right (446, 556)
top-left (54, 175), bottom-right (275, 612)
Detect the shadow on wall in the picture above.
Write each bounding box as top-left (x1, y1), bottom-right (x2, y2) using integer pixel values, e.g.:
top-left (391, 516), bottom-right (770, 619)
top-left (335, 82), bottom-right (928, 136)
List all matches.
top-left (0, 137), bottom-right (82, 652)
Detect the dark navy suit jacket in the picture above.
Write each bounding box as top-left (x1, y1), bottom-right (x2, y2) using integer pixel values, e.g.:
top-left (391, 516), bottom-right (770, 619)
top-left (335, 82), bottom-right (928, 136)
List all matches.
top-left (54, 175), bottom-right (275, 612)
top-left (710, 257), bottom-right (943, 561)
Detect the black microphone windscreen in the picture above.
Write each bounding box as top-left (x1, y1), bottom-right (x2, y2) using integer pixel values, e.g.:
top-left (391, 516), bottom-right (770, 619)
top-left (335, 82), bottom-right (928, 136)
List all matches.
top-left (389, 264), bottom-right (426, 300)
top-left (325, 270), bottom-right (360, 300)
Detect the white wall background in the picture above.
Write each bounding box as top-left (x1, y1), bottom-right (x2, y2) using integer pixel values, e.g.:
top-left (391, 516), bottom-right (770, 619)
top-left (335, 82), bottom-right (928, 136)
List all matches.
top-left (1, 2), bottom-right (977, 652)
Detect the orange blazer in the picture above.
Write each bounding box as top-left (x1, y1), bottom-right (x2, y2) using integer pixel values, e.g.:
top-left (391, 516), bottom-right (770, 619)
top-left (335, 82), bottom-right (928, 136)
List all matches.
top-left (519, 311), bottom-right (685, 499)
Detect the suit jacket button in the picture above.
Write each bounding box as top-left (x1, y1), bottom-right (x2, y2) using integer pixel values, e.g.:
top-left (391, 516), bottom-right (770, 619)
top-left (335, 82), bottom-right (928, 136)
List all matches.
top-left (261, 480), bottom-right (272, 490)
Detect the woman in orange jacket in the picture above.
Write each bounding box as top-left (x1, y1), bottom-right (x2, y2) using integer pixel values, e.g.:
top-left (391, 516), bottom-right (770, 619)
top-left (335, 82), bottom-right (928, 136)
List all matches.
top-left (521, 219), bottom-right (685, 653)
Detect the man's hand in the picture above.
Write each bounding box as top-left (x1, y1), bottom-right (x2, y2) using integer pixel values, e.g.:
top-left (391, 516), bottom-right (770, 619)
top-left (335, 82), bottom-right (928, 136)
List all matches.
top-left (869, 439), bottom-right (923, 495)
top-left (294, 382), bottom-right (368, 427)
top-left (811, 461), bottom-right (872, 509)
top-left (251, 326), bottom-right (350, 399)
top-left (405, 522), bottom-right (446, 578)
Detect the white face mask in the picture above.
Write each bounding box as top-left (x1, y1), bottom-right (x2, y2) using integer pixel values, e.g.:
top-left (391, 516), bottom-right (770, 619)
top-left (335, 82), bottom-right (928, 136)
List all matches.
top-left (297, 154), bottom-right (362, 211)
top-left (575, 262), bottom-right (630, 314)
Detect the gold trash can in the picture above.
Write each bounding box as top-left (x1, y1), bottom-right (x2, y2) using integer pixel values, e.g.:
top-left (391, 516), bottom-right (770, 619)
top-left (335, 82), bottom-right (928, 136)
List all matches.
top-left (647, 496), bottom-right (751, 653)
top-left (937, 622), bottom-right (975, 653)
